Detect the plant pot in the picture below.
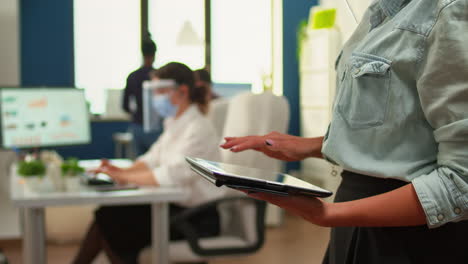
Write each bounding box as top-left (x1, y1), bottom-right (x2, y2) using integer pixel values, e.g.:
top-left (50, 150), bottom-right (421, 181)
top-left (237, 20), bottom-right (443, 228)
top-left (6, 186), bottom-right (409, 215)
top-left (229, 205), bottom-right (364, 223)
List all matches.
top-left (65, 176), bottom-right (81, 192)
top-left (22, 176), bottom-right (45, 192)
top-left (47, 164), bottom-right (66, 192)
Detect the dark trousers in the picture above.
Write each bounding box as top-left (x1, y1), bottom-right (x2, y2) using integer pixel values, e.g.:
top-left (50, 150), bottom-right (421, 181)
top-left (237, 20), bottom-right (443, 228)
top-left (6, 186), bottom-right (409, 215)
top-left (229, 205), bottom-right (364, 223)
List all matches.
top-left (323, 171), bottom-right (468, 264)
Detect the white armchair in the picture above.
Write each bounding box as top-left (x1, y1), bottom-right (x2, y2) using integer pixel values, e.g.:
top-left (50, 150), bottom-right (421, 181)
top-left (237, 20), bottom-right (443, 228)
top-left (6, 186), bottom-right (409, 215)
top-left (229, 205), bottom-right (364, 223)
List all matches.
top-left (207, 98), bottom-right (230, 141)
top-left (220, 91), bottom-right (290, 172)
top-left (220, 91), bottom-right (290, 227)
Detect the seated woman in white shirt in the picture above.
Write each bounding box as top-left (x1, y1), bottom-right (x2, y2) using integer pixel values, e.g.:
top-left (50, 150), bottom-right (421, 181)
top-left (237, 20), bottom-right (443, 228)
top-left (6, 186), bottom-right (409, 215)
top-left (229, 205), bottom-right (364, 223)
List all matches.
top-left (73, 62), bottom-right (225, 264)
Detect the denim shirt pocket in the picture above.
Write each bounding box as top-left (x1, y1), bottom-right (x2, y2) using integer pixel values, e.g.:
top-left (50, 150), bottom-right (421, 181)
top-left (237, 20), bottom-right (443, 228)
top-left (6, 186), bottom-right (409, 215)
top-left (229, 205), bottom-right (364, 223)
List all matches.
top-left (337, 52), bottom-right (392, 129)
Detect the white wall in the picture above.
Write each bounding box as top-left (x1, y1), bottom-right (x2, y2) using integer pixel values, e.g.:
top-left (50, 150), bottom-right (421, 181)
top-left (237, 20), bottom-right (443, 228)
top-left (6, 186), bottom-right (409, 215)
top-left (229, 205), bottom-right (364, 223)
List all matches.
top-left (320, 0), bottom-right (372, 45)
top-left (0, 0), bottom-right (20, 86)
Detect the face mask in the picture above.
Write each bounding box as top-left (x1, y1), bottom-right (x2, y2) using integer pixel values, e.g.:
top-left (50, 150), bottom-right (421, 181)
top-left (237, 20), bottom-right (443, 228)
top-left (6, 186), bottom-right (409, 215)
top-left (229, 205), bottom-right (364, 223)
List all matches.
top-left (152, 94), bottom-right (178, 118)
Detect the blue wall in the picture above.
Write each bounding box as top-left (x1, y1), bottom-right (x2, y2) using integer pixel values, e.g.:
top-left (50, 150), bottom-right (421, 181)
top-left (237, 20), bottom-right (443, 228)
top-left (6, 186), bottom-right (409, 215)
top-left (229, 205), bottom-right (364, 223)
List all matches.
top-left (20, 0), bottom-right (74, 86)
top-left (53, 122), bottom-right (129, 160)
top-left (283, 0), bottom-right (318, 171)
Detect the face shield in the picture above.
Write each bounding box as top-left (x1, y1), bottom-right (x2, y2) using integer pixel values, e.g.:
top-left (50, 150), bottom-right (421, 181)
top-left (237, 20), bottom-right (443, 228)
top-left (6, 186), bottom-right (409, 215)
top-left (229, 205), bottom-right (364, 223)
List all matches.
top-left (142, 79), bottom-right (178, 93)
top-left (142, 79), bottom-right (179, 118)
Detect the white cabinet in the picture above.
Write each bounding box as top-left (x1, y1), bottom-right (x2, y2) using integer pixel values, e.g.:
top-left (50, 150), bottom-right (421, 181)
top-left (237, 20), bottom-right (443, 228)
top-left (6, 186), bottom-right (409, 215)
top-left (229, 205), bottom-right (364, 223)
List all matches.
top-left (299, 28), bottom-right (342, 200)
top-left (299, 28), bottom-right (341, 131)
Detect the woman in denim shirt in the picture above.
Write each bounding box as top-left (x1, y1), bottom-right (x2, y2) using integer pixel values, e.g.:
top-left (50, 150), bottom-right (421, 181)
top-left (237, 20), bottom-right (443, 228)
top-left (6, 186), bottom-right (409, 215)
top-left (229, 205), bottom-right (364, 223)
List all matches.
top-left (221, 0), bottom-right (468, 263)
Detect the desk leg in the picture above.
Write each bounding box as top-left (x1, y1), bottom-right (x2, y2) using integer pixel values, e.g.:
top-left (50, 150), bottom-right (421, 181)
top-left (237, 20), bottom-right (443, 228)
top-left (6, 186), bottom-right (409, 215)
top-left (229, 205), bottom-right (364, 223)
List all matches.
top-left (23, 207), bottom-right (46, 264)
top-left (151, 203), bottom-right (169, 264)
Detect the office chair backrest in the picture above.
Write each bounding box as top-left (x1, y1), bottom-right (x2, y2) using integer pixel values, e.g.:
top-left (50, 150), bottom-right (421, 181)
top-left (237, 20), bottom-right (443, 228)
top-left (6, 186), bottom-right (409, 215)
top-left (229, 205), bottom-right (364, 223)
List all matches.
top-left (221, 91), bottom-right (290, 174)
top-left (207, 98), bottom-right (230, 141)
top-left (218, 91), bottom-right (290, 239)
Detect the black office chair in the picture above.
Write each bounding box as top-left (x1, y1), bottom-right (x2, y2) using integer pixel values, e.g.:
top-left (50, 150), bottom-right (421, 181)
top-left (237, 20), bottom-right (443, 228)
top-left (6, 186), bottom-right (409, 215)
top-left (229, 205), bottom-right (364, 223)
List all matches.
top-left (0, 249), bottom-right (9, 264)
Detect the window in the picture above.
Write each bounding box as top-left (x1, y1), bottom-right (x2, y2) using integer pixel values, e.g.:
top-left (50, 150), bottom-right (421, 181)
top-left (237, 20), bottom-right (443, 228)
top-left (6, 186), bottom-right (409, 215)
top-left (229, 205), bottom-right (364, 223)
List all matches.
top-left (211, 0), bottom-right (273, 93)
top-left (74, 0), bottom-right (275, 111)
top-left (74, 0), bottom-right (141, 114)
top-left (148, 0), bottom-right (206, 70)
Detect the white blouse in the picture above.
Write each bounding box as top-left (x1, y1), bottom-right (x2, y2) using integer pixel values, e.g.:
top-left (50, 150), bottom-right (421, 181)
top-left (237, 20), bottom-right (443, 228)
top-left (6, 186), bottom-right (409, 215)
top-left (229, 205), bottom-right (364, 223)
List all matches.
top-left (138, 104), bottom-right (226, 207)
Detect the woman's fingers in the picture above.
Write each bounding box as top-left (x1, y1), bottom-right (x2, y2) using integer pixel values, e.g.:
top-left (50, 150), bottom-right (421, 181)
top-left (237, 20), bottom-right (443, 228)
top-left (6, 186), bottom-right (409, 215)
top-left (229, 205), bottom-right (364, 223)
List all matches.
top-left (220, 137), bottom-right (242, 149)
top-left (221, 136), bottom-right (261, 151)
top-left (99, 168), bottom-right (121, 182)
top-left (88, 168), bottom-right (101, 175)
top-left (224, 134), bottom-right (290, 152)
top-left (100, 159), bottom-right (110, 166)
top-left (230, 138), bottom-right (266, 152)
top-left (92, 163), bottom-right (109, 174)
top-left (221, 133), bottom-right (306, 161)
top-left (221, 136), bottom-right (297, 161)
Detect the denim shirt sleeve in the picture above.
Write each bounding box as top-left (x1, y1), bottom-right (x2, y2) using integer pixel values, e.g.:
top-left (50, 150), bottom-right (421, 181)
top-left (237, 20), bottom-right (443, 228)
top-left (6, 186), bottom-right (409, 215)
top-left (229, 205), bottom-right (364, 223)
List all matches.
top-left (412, 0), bottom-right (468, 228)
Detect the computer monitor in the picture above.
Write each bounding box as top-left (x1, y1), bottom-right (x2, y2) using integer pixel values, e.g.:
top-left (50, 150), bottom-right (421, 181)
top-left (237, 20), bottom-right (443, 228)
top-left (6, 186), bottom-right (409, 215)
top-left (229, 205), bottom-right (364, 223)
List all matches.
top-left (212, 83), bottom-right (252, 98)
top-left (0, 88), bottom-right (91, 148)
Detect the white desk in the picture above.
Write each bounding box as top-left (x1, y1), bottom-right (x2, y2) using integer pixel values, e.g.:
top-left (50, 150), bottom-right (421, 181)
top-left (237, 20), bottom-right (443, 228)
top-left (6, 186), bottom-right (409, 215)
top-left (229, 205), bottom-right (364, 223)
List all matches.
top-left (10, 166), bottom-right (187, 264)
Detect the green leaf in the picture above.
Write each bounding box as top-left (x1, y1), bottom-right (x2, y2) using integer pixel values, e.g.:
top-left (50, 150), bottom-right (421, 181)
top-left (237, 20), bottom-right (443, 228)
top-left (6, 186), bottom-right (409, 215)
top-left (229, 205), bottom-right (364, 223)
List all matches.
top-left (61, 157), bottom-right (85, 177)
top-left (17, 160), bottom-right (46, 177)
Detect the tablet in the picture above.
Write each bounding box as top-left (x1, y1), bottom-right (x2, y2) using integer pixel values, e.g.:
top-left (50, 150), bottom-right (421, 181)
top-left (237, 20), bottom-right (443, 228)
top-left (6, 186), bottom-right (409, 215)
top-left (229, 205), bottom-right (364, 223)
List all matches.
top-left (186, 157), bottom-right (332, 198)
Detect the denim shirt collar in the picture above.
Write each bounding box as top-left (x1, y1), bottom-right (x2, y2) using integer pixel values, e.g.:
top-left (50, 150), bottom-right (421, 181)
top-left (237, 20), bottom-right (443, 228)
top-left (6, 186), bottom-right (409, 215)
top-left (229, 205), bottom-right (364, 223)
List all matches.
top-left (369, 0), bottom-right (410, 29)
top-left (380, 0), bottom-right (409, 17)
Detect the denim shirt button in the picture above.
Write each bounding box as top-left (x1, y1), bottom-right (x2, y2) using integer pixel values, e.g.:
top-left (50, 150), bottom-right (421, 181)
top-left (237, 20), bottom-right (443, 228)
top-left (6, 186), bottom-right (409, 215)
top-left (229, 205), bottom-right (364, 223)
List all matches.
top-left (437, 214), bottom-right (445, 221)
top-left (454, 208), bottom-right (462, 215)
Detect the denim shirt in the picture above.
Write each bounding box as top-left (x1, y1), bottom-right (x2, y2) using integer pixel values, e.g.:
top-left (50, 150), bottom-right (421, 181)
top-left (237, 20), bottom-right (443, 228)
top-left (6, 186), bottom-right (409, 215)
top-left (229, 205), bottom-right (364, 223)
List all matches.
top-left (322, 0), bottom-right (468, 228)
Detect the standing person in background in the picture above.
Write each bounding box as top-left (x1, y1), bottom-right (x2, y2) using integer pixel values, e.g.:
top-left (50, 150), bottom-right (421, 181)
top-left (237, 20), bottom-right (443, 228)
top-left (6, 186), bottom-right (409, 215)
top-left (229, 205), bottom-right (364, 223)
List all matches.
top-left (122, 36), bottom-right (163, 156)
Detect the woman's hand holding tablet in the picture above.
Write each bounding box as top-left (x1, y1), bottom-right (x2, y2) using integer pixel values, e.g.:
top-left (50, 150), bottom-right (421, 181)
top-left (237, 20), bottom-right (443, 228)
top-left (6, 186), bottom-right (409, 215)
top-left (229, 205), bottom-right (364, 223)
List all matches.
top-left (186, 156), bottom-right (335, 227)
top-left (186, 157), bottom-right (332, 198)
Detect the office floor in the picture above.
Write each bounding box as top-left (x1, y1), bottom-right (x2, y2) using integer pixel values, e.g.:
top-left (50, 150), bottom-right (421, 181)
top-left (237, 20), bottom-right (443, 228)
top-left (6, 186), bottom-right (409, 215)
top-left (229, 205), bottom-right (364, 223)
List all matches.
top-left (0, 213), bottom-right (330, 264)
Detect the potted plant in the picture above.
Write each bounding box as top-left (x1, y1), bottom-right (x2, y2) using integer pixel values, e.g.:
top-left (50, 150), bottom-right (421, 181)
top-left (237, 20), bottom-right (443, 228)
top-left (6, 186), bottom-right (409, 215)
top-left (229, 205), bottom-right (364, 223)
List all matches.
top-left (61, 158), bottom-right (85, 191)
top-left (17, 160), bottom-right (46, 192)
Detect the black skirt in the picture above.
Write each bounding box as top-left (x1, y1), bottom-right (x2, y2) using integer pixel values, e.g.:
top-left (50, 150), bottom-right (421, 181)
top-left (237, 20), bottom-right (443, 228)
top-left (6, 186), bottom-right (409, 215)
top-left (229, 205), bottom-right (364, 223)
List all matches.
top-left (322, 171), bottom-right (468, 264)
top-left (95, 204), bottom-right (220, 263)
